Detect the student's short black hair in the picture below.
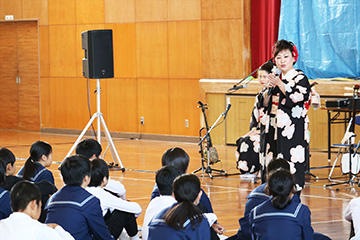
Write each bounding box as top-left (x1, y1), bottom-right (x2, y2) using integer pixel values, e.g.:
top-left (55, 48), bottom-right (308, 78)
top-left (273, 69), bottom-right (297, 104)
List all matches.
top-left (60, 155), bottom-right (91, 186)
top-left (161, 147), bottom-right (189, 174)
top-left (88, 158), bottom-right (109, 187)
top-left (10, 180), bottom-right (41, 212)
top-left (0, 148), bottom-right (16, 167)
top-left (75, 138), bottom-right (102, 159)
top-left (156, 165), bottom-right (182, 196)
top-left (267, 158), bottom-right (290, 174)
top-left (0, 158), bottom-right (5, 186)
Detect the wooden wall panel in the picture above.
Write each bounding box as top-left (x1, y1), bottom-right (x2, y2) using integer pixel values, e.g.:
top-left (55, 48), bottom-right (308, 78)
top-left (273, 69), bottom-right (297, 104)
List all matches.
top-left (17, 21), bottom-right (40, 131)
top-left (104, 0), bottom-right (135, 23)
top-left (136, 22), bottom-right (168, 78)
top-left (40, 77), bottom-right (50, 128)
top-left (0, 22), bottom-right (19, 130)
top-left (202, 20), bottom-right (246, 79)
top-left (168, 0), bottom-right (201, 21)
top-left (75, 0), bottom-right (104, 25)
top-left (22, 0), bottom-right (48, 25)
top-left (201, 0), bottom-right (244, 20)
top-left (0, 0), bottom-right (22, 20)
top-left (169, 79), bottom-right (200, 136)
top-left (106, 23), bottom-right (137, 78)
top-left (48, 0), bottom-right (76, 25)
top-left (225, 95), bottom-right (254, 144)
top-left (75, 24), bottom-right (105, 78)
top-left (135, 0), bottom-right (167, 22)
top-left (106, 78), bottom-right (138, 132)
top-left (168, 21), bottom-right (202, 79)
top-left (49, 25), bottom-right (77, 77)
top-left (137, 78), bottom-right (170, 134)
top-left (39, 25), bottom-right (49, 77)
top-left (48, 77), bottom-right (89, 129)
top-left (207, 93), bottom-right (225, 145)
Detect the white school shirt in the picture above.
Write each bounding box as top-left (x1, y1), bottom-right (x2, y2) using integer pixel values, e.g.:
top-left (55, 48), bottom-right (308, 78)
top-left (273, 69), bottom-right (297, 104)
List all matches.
top-left (344, 197), bottom-right (360, 240)
top-left (86, 186), bottom-right (142, 217)
top-left (0, 212), bottom-right (74, 240)
top-left (104, 178), bottom-right (126, 199)
top-left (142, 195), bottom-right (177, 240)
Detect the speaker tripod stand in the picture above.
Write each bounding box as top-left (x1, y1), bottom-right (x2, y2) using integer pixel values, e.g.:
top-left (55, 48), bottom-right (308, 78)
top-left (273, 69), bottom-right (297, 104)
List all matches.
top-left (62, 79), bottom-right (125, 171)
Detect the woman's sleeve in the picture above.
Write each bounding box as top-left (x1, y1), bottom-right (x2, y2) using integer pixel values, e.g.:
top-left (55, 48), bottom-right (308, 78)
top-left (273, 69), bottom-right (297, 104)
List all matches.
top-left (282, 71), bottom-right (311, 110)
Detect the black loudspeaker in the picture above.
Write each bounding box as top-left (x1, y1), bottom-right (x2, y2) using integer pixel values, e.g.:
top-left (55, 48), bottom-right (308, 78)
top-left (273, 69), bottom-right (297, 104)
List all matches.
top-left (82, 29), bottom-right (114, 79)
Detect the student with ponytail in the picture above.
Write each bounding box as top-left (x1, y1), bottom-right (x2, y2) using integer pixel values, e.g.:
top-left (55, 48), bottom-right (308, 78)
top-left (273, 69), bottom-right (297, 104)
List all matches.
top-left (148, 174), bottom-right (219, 240)
top-left (17, 141), bottom-right (54, 184)
top-left (249, 170), bottom-right (313, 240)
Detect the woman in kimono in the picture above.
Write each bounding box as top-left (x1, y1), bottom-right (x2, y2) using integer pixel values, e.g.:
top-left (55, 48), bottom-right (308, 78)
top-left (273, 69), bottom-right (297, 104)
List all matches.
top-left (259, 39), bottom-right (311, 192)
top-left (236, 61), bottom-right (273, 177)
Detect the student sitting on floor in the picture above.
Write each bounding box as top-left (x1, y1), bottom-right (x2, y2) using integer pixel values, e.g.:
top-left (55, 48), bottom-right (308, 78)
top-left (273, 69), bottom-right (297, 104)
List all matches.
top-left (148, 174), bottom-right (219, 240)
top-left (0, 147), bottom-right (22, 189)
top-left (142, 165), bottom-right (182, 240)
top-left (227, 158), bottom-right (291, 240)
top-left (45, 155), bottom-right (114, 240)
top-left (344, 196), bottom-right (360, 240)
top-left (76, 138), bottom-right (126, 199)
top-left (86, 158), bottom-right (141, 240)
top-left (0, 180), bottom-right (74, 240)
top-left (249, 169), bottom-right (313, 240)
top-left (0, 158), bottom-right (12, 220)
top-left (0, 147), bottom-right (57, 223)
top-left (227, 158), bottom-right (330, 240)
top-left (17, 141), bottom-right (54, 184)
top-left (150, 147), bottom-right (225, 239)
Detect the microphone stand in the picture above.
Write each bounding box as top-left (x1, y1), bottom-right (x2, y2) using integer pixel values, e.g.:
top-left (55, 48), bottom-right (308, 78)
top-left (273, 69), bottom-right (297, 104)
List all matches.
top-left (193, 107), bottom-right (229, 179)
top-left (228, 59), bottom-right (273, 93)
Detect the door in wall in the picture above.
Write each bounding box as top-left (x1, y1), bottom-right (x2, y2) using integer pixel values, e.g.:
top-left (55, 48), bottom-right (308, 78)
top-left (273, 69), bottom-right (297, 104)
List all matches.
top-left (0, 21), bottom-right (40, 131)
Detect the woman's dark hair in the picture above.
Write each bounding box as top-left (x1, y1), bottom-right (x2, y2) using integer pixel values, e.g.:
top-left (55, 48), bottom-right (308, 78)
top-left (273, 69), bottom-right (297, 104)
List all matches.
top-left (60, 154), bottom-right (91, 186)
top-left (0, 158), bottom-right (6, 186)
top-left (23, 141), bottom-right (52, 180)
top-left (163, 174), bottom-right (203, 230)
top-left (76, 138), bottom-right (102, 159)
top-left (88, 158), bottom-right (109, 187)
top-left (161, 147), bottom-right (190, 174)
top-left (259, 61), bottom-right (273, 73)
top-left (272, 39), bottom-right (297, 65)
top-left (10, 180), bottom-right (41, 212)
top-left (0, 148), bottom-right (16, 167)
top-left (268, 170), bottom-right (294, 209)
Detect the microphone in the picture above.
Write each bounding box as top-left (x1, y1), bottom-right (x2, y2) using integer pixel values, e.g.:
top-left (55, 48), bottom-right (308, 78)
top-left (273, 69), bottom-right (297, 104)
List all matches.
top-left (197, 101), bottom-right (207, 108)
top-left (229, 84), bottom-right (247, 91)
top-left (224, 103), bottom-right (231, 118)
top-left (268, 66), bottom-right (282, 95)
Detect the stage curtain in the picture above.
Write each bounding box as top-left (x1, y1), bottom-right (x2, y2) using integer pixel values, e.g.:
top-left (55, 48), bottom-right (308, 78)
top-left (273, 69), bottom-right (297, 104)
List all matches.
top-left (251, 0), bottom-right (281, 73)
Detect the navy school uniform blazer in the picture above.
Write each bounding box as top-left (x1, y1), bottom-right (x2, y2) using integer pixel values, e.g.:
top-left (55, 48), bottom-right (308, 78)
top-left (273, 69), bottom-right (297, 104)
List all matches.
top-left (249, 196), bottom-right (313, 240)
top-left (17, 162), bottom-right (54, 184)
top-left (0, 187), bottom-right (12, 220)
top-left (45, 185), bottom-right (114, 240)
top-left (148, 204), bottom-right (211, 240)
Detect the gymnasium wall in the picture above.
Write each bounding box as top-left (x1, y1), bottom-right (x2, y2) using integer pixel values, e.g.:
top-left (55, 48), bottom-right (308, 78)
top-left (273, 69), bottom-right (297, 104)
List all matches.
top-left (0, 0), bottom-right (251, 137)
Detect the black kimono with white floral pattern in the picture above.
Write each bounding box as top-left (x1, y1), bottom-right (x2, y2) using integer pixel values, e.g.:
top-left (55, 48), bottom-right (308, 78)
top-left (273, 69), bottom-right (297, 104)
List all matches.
top-left (258, 69), bottom-right (311, 189)
top-left (236, 88), bottom-right (266, 174)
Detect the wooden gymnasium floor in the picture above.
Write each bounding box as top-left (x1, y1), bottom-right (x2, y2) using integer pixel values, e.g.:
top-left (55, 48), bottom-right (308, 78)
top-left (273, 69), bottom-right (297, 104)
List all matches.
top-left (0, 129), bottom-right (356, 240)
